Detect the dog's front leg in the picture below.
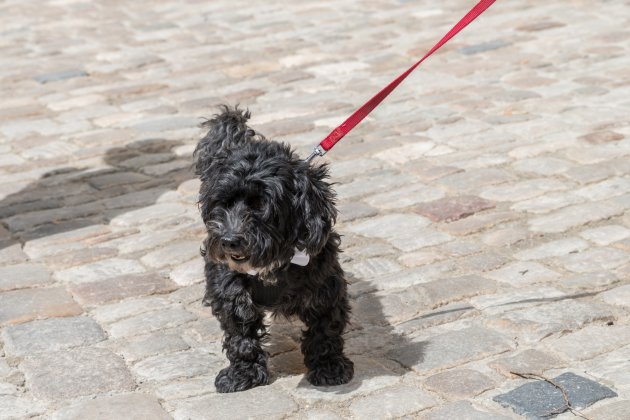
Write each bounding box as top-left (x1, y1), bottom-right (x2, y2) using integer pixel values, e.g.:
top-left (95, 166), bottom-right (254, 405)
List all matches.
top-left (206, 267), bottom-right (268, 393)
top-left (300, 275), bottom-right (354, 386)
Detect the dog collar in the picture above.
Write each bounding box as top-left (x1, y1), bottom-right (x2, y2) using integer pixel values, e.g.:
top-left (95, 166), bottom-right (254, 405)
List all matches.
top-left (247, 247), bottom-right (309, 276)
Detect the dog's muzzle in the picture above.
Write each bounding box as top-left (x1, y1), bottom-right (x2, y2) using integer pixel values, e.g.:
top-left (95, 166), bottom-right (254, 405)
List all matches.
top-left (220, 235), bottom-right (249, 263)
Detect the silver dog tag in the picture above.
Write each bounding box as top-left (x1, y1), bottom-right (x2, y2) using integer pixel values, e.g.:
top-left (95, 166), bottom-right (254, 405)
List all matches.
top-left (290, 248), bottom-right (310, 266)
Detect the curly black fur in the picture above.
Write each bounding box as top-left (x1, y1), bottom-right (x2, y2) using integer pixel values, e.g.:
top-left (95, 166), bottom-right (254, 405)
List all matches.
top-left (195, 106), bottom-right (353, 393)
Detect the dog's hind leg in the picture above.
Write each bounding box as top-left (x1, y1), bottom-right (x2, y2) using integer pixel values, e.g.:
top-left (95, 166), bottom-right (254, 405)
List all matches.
top-left (299, 274), bottom-right (354, 386)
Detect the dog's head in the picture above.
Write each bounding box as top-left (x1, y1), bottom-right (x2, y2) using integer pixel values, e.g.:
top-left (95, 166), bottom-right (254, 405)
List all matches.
top-left (197, 142), bottom-right (336, 276)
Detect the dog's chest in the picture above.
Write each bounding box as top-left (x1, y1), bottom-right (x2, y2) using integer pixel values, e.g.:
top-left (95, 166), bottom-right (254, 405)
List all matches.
top-left (250, 279), bottom-right (283, 307)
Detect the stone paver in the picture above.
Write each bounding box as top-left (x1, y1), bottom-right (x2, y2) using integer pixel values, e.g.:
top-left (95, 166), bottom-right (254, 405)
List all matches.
top-left (1, 0), bottom-right (629, 416)
top-left (52, 393), bottom-right (171, 420)
top-left (424, 368), bottom-right (496, 399)
top-left (107, 307), bottom-right (197, 338)
top-left (584, 400), bottom-right (630, 420)
top-left (2, 316), bottom-right (105, 356)
top-left (388, 326), bottom-right (515, 373)
top-left (488, 300), bottom-right (615, 342)
top-left (494, 372), bottom-right (618, 418)
top-left (173, 385), bottom-right (298, 420)
top-left (419, 401), bottom-right (511, 420)
top-left (544, 325), bottom-right (630, 361)
top-left (0, 287), bottom-right (83, 326)
top-left (132, 349), bottom-right (221, 382)
top-left (414, 195), bottom-right (495, 222)
top-left (349, 384), bottom-right (437, 418)
top-left (68, 273), bottom-right (177, 305)
top-left (489, 349), bottom-right (565, 377)
top-left (53, 258), bottom-right (146, 284)
top-left (0, 263), bottom-right (50, 291)
top-left (599, 285), bottom-right (630, 307)
top-left (21, 347), bottom-right (135, 400)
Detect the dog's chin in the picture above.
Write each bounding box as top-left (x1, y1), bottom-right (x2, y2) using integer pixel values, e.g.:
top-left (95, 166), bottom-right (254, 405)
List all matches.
top-left (225, 258), bottom-right (255, 274)
top-left (221, 257), bottom-right (285, 285)
top-left (207, 247), bottom-right (289, 283)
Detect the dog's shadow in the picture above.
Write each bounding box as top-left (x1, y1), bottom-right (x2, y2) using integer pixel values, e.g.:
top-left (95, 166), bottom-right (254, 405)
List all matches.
top-left (266, 271), bottom-right (427, 395)
top-left (0, 139), bottom-right (194, 250)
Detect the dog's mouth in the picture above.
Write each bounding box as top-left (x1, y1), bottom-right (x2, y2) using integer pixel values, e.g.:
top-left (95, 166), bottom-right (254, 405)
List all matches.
top-left (229, 253), bottom-right (249, 263)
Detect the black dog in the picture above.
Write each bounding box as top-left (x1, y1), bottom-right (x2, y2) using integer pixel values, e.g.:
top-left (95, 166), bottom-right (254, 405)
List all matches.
top-left (194, 106), bottom-right (353, 393)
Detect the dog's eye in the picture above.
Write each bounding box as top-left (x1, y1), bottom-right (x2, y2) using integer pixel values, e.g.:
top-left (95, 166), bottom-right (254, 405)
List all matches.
top-left (247, 196), bottom-right (264, 211)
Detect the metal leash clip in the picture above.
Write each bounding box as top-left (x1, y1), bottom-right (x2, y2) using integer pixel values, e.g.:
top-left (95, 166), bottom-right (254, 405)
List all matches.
top-left (305, 145), bottom-right (326, 163)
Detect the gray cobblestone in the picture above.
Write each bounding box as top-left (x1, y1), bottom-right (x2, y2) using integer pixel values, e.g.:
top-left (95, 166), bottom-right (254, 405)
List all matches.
top-left (480, 178), bottom-right (569, 202)
top-left (512, 156), bottom-right (573, 175)
top-left (529, 201), bottom-right (625, 233)
top-left (133, 349), bottom-right (221, 382)
top-left (174, 386), bottom-right (297, 420)
top-left (108, 307), bottom-right (196, 338)
top-left (514, 238), bottom-right (589, 260)
top-left (494, 372), bottom-right (617, 417)
top-left (559, 271), bottom-right (619, 291)
top-left (154, 375), bottom-right (217, 401)
top-left (0, 287), bottom-right (83, 326)
top-left (420, 401), bottom-right (510, 420)
top-left (0, 395), bottom-right (47, 418)
top-left (544, 324), bottom-right (630, 361)
top-left (110, 203), bottom-right (191, 227)
top-left (579, 224), bottom-right (630, 245)
top-left (347, 257), bottom-right (403, 279)
top-left (389, 327), bottom-right (514, 373)
top-left (556, 247), bottom-right (628, 273)
top-left (336, 173), bottom-right (416, 200)
top-left (489, 349), bottom-right (565, 377)
top-left (440, 211), bottom-right (515, 236)
top-left (364, 183), bottom-right (445, 210)
top-left (169, 258), bottom-right (205, 286)
top-left (486, 261), bottom-right (560, 287)
top-left (53, 258), bottom-right (146, 284)
top-left (470, 288), bottom-right (566, 314)
top-left (22, 347), bottom-right (134, 399)
top-left (68, 273), bottom-right (177, 305)
top-left (0, 263), bottom-right (50, 292)
top-left (140, 240), bottom-right (199, 268)
top-left (349, 384), bottom-right (437, 418)
top-left (281, 356), bottom-right (400, 403)
top-left (599, 284), bottom-right (630, 307)
top-left (488, 300), bottom-right (615, 342)
top-left (120, 332), bottom-right (190, 363)
top-left (424, 368), bottom-right (496, 399)
top-left (585, 345), bottom-right (630, 392)
top-left (33, 69), bottom-right (87, 84)
top-left (511, 191), bottom-right (585, 214)
top-left (584, 400), bottom-right (630, 420)
top-left (574, 177), bottom-right (630, 201)
top-left (0, 244), bottom-right (28, 266)
top-left (52, 393), bottom-right (170, 420)
top-left (2, 316), bottom-right (105, 356)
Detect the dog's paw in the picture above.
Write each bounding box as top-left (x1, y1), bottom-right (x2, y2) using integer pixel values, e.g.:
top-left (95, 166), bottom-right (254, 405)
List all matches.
top-left (214, 364), bottom-right (269, 393)
top-left (306, 355), bottom-right (354, 386)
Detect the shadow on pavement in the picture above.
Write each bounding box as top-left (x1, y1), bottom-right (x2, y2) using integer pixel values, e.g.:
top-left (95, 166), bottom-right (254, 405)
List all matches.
top-left (0, 139), bottom-right (195, 250)
top-left (267, 271), bottom-right (426, 394)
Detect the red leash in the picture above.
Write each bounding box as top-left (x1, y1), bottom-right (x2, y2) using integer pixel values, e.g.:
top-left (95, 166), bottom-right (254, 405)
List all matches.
top-left (306, 0), bottom-right (496, 161)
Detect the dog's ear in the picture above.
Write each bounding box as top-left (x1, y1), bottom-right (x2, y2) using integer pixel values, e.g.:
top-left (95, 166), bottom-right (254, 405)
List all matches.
top-left (293, 163), bottom-right (337, 256)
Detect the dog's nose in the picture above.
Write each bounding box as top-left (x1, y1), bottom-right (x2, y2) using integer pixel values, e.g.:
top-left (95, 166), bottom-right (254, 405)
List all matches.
top-left (221, 236), bottom-right (243, 250)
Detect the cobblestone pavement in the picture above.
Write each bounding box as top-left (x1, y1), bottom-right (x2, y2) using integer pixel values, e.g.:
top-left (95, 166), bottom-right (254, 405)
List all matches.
top-left (1, 0), bottom-right (629, 419)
